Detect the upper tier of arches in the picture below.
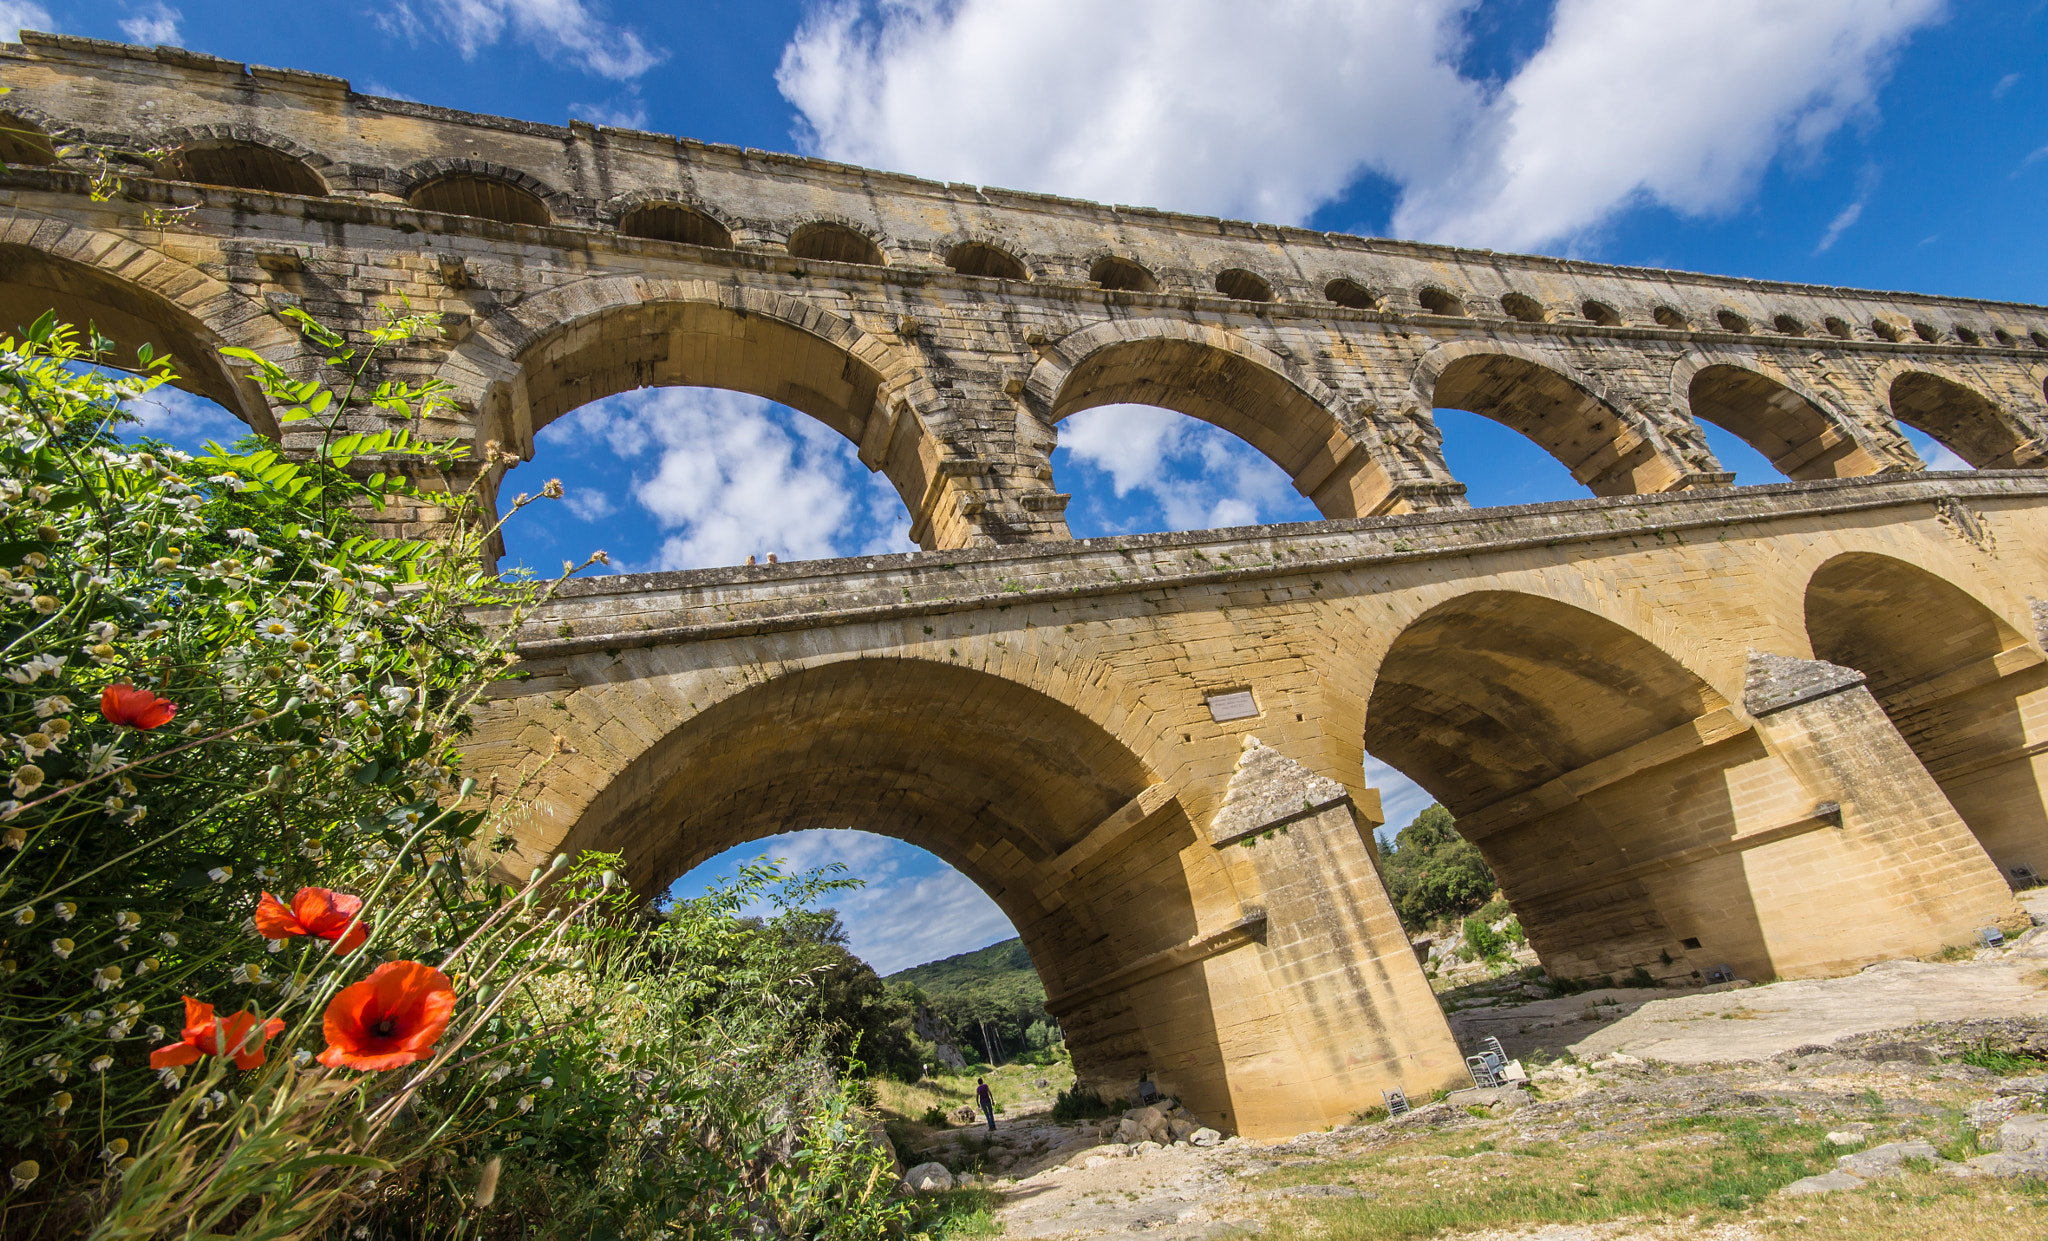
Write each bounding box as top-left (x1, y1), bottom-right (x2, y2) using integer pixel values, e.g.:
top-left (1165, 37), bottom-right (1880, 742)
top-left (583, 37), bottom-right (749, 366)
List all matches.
top-left (12, 105), bottom-right (2040, 354)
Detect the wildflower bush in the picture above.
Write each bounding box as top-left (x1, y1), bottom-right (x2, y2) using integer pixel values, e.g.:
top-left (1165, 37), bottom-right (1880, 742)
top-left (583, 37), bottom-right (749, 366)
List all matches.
top-left (0, 314), bottom-right (920, 1239)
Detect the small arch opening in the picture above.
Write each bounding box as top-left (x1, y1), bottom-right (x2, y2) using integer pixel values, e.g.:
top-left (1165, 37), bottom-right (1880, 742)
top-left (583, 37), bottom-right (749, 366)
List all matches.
top-left (618, 203), bottom-right (733, 249)
top-left (946, 242), bottom-right (1027, 281)
top-left (1580, 300), bottom-right (1621, 327)
top-left (408, 174), bottom-right (549, 226)
top-left (1993, 328), bottom-right (2016, 346)
top-left (159, 140), bottom-right (327, 197)
top-left (0, 114), bottom-right (57, 167)
top-left (1715, 309), bottom-right (1750, 333)
top-left (1889, 370), bottom-right (2022, 468)
top-left (1872, 318), bottom-right (1905, 342)
top-left (1823, 316), bottom-right (1854, 340)
top-left (1955, 325), bottom-right (1982, 346)
top-left (2032, 330), bottom-right (2048, 349)
top-left (1652, 305), bottom-right (1690, 330)
top-left (1772, 314), bottom-right (1806, 336)
top-left (1500, 293), bottom-right (1547, 323)
top-left (1324, 278), bottom-right (1380, 310)
top-left (787, 222), bottom-right (885, 266)
top-left (1090, 256), bottom-right (1158, 293)
top-left (1913, 320), bottom-right (1940, 343)
top-left (1214, 268), bottom-right (1272, 303)
top-left (1417, 287), bottom-right (1466, 316)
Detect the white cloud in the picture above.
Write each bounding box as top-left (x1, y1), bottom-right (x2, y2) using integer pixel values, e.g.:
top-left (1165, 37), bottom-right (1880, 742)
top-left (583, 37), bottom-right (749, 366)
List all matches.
top-left (1902, 427), bottom-right (1974, 472)
top-left (1993, 72), bottom-right (2020, 99)
top-left (1364, 756), bottom-right (1437, 845)
top-left (779, 0), bottom-right (1474, 228)
top-left (1404, 0), bottom-right (1942, 250)
top-left (374, 0), bottom-right (663, 80)
top-left (119, 2), bottom-right (181, 45)
top-left (0, 1), bottom-right (51, 40)
top-left (569, 95), bottom-right (649, 130)
top-left (1813, 199), bottom-right (1863, 255)
top-left (120, 382), bottom-right (246, 448)
top-left (704, 829), bottom-right (1017, 975)
top-left (1814, 166), bottom-right (1880, 255)
top-left (1059, 405), bottom-right (1306, 532)
top-left (537, 388), bottom-right (913, 571)
top-left (779, 0), bottom-right (1944, 254)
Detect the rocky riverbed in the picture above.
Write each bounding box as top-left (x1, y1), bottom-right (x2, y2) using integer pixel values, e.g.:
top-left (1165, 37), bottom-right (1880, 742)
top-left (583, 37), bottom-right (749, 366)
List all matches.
top-left (895, 901), bottom-right (2048, 1239)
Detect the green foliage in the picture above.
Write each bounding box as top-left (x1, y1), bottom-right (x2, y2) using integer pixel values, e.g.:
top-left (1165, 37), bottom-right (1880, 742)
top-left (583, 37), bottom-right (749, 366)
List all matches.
top-left (1049, 1082), bottom-right (1123, 1124)
top-left (886, 937), bottom-right (1058, 1066)
top-left (0, 314), bottom-right (910, 1240)
top-left (1954, 1041), bottom-right (2048, 1074)
top-left (1379, 804), bottom-right (1497, 931)
top-left (1462, 916), bottom-right (1507, 963)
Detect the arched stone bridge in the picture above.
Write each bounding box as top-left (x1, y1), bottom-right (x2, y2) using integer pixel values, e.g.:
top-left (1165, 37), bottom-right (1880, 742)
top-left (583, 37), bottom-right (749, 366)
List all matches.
top-left (2, 33), bottom-right (2046, 1136)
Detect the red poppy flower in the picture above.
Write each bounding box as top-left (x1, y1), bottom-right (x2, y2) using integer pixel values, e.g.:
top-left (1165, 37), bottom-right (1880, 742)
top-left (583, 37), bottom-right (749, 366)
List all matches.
top-left (318, 961), bottom-right (456, 1071)
top-left (149, 996), bottom-right (284, 1071)
top-left (254, 887), bottom-right (368, 954)
top-left (100, 682), bottom-right (177, 730)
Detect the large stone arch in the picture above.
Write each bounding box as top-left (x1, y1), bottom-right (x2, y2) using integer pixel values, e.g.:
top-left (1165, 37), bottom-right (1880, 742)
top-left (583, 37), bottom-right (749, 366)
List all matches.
top-left (502, 652), bottom-right (1458, 1136)
top-left (1672, 351), bottom-right (1900, 480)
top-left (0, 218), bottom-right (290, 434)
top-left (1804, 551), bottom-right (2048, 884)
top-left (1878, 361), bottom-right (2038, 468)
top-left (1025, 318), bottom-right (1387, 518)
top-left (447, 277), bottom-right (944, 547)
top-left (1359, 587), bottom-right (2008, 983)
top-left (1414, 341), bottom-right (1704, 495)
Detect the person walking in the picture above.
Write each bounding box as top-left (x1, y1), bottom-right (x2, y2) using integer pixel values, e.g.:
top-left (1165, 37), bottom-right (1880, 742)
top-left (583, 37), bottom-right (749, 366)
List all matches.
top-left (976, 1077), bottom-right (996, 1132)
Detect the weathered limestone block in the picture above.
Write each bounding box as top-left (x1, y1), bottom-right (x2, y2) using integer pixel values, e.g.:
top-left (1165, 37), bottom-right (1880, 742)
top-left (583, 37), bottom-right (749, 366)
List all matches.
top-left (1743, 651), bottom-right (2026, 969)
top-left (1205, 736), bottom-right (1463, 1133)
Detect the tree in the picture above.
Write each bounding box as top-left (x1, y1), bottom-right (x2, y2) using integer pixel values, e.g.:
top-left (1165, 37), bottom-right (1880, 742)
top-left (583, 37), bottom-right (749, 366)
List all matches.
top-left (1379, 803), bottom-right (1497, 931)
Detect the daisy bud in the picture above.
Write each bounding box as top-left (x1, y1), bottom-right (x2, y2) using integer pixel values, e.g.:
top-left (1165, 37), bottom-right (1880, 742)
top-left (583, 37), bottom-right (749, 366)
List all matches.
top-left (90, 1056), bottom-right (112, 1074)
top-left (53, 900), bottom-right (76, 922)
top-left (137, 957), bottom-right (159, 975)
top-left (3, 828), bottom-right (24, 850)
top-left (50, 937), bottom-right (73, 958)
top-left (30, 595), bottom-right (57, 614)
top-left (100, 1138), bottom-right (127, 1162)
top-left (49, 1091), bottom-right (71, 1115)
top-left (206, 867), bottom-right (232, 884)
top-left (159, 932), bottom-right (179, 948)
top-left (9, 1160), bottom-right (36, 1190)
top-left (91, 965), bottom-right (122, 991)
top-left (115, 910), bottom-right (141, 931)
top-left (9, 907), bottom-right (28, 926)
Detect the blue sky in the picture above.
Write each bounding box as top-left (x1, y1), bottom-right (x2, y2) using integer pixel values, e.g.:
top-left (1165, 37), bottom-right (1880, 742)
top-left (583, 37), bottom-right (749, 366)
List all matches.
top-left (53, 0), bottom-right (2047, 973)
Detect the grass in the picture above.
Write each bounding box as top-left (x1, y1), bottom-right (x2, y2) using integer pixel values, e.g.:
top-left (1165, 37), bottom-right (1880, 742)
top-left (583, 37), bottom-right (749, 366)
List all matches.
top-left (1249, 1112), bottom-right (2046, 1241)
top-left (1953, 1041), bottom-right (2048, 1074)
top-left (873, 1058), bottom-right (1064, 1128)
top-left (909, 1187), bottom-right (1005, 1238)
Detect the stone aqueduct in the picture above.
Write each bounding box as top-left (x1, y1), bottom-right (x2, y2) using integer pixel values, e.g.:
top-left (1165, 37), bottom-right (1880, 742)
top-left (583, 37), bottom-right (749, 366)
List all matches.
top-left (2, 32), bottom-right (2047, 1135)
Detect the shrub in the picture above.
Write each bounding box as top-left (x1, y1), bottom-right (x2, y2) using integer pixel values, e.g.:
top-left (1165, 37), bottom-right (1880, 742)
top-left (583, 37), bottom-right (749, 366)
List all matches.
top-left (0, 314), bottom-right (910, 1240)
top-left (1049, 1082), bottom-right (1122, 1123)
top-left (1380, 805), bottom-right (1496, 931)
top-left (1462, 916), bottom-right (1507, 962)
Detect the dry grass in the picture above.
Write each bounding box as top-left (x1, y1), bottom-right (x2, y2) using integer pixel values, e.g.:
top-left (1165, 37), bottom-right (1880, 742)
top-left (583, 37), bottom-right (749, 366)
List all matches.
top-left (875, 1057), bottom-right (1072, 1159)
top-left (1246, 1115), bottom-right (2047, 1241)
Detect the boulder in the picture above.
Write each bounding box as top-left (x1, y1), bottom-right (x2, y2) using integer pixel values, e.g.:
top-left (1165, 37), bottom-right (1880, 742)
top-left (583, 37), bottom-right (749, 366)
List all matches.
top-left (1132, 1140), bottom-right (1163, 1155)
top-left (1168, 1118), bottom-right (1199, 1143)
top-left (1189, 1127), bottom-right (1223, 1147)
top-left (903, 1162), bottom-right (953, 1194)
